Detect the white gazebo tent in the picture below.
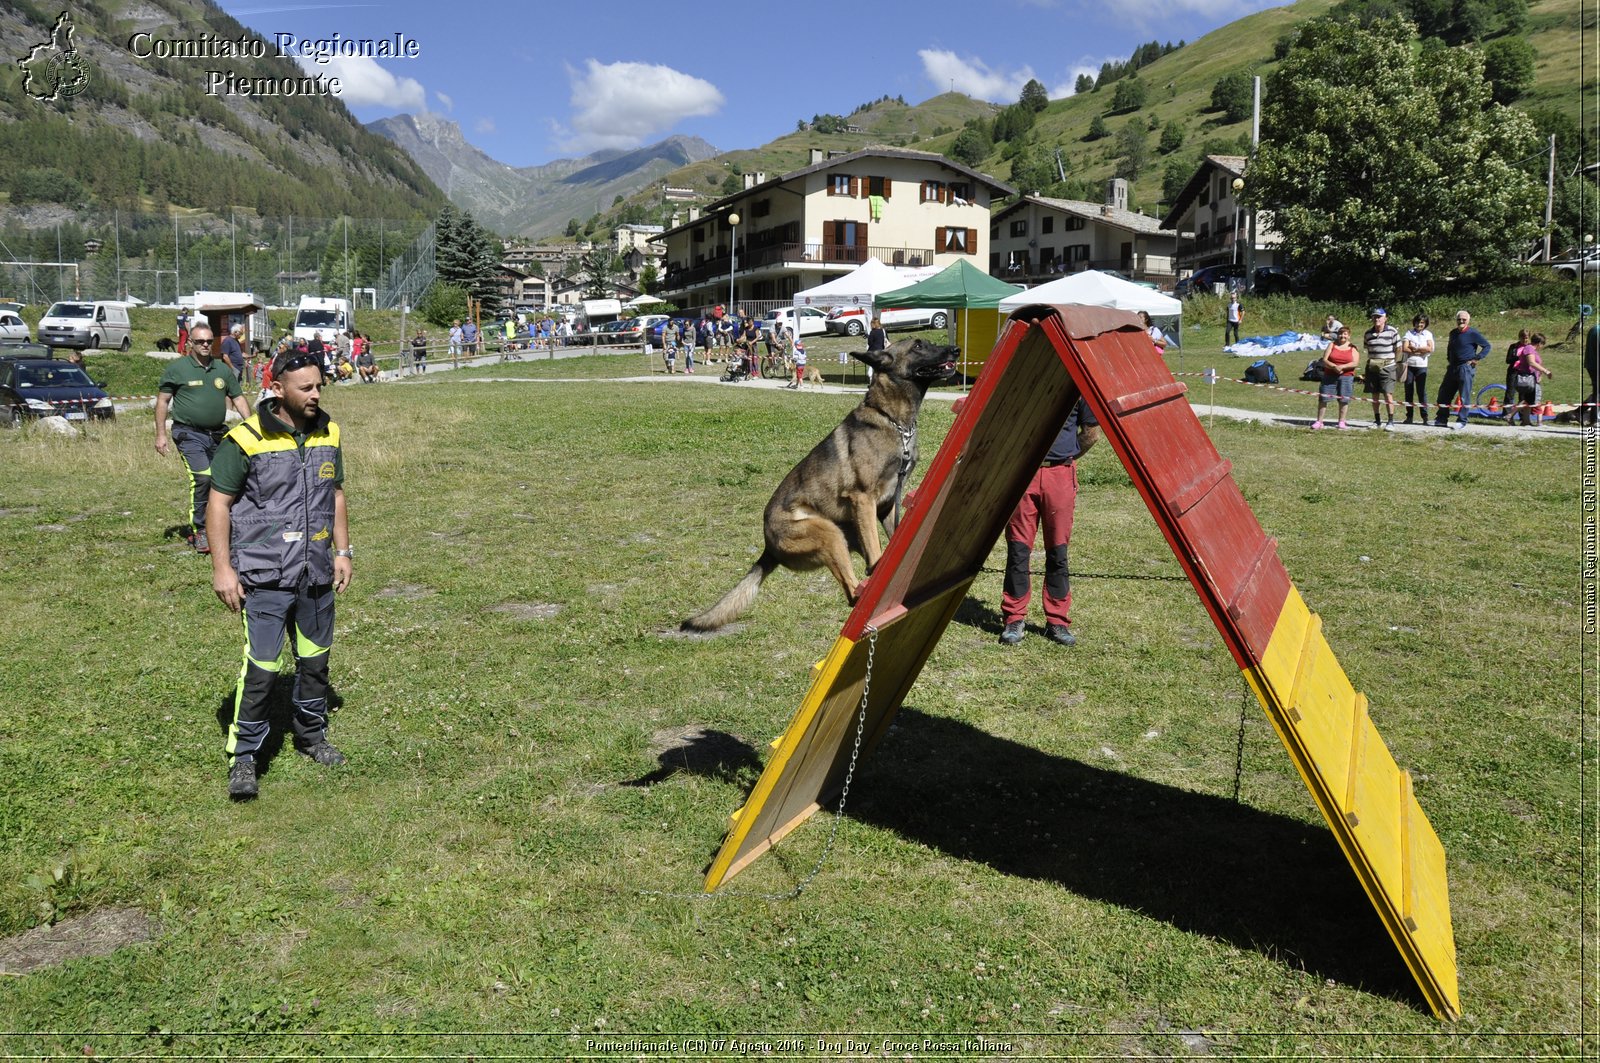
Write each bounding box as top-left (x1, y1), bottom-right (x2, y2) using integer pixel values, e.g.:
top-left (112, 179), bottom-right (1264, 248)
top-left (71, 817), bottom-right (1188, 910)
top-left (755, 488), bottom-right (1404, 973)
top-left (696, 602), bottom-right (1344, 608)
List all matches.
top-left (1000, 269), bottom-right (1185, 363)
top-left (791, 256), bottom-right (942, 314)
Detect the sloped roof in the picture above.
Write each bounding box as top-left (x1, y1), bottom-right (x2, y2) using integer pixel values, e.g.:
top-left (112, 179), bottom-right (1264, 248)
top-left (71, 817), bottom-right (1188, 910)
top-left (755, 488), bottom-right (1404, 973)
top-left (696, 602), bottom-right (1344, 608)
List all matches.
top-left (993, 194), bottom-right (1168, 237)
top-left (1160, 155), bottom-right (1248, 230)
top-left (659, 147), bottom-right (1015, 239)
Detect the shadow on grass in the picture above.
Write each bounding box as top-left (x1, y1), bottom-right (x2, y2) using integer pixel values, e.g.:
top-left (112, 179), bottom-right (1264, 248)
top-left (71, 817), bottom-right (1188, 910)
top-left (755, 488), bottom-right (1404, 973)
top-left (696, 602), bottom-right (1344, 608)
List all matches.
top-left (847, 707), bottom-right (1423, 1011)
top-left (213, 678), bottom-right (344, 776)
top-left (621, 728), bottom-right (762, 788)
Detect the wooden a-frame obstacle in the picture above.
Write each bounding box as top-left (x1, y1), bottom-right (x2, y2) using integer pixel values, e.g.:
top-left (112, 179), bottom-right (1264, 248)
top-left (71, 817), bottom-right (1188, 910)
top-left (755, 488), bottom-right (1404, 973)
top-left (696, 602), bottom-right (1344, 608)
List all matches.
top-left (701, 304), bottom-right (1460, 1021)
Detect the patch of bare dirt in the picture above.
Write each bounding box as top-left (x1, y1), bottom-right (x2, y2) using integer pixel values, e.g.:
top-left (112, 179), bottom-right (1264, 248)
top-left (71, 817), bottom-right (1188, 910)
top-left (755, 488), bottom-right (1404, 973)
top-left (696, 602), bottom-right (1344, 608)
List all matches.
top-left (486, 602), bottom-right (562, 620)
top-left (0, 908), bottom-right (155, 976)
top-left (657, 622), bottom-right (746, 640)
top-left (374, 583), bottom-right (435, 600)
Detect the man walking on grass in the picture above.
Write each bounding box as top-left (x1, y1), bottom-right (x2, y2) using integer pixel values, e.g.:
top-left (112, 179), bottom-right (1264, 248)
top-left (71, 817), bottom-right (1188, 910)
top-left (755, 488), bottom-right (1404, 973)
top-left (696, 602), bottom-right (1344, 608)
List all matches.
top-left (207, 347), bottom-right (354, 799)
top-left (154, 323), bottom-right (252, 554)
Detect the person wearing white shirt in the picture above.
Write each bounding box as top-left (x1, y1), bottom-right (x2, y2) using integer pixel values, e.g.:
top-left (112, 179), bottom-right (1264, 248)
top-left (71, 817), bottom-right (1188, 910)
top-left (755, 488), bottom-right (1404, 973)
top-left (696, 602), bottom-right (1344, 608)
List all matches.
top-left (1400, 314), bottom-right (1435, 424)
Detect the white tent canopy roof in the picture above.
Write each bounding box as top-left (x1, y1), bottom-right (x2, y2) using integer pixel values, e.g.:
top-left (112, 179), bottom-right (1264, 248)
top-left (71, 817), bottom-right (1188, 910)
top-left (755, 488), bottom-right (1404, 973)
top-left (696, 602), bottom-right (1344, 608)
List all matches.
top-left (998, 270), bottom-right (1182, 317)
top-left (793, 256), bottom-right (942, 309)
top-left (625, 294), bottom-right (668, 308)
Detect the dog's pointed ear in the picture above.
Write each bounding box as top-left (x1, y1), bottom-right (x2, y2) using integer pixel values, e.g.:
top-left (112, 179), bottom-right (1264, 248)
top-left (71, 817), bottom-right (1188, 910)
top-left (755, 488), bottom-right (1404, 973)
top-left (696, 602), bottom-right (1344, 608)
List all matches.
top-left (850, 348), bottom-right (890, 370)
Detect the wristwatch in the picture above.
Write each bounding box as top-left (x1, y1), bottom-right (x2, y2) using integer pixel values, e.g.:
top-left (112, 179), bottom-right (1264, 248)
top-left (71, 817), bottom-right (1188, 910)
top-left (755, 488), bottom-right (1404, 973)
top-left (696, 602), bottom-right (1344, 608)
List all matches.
top-left (335, 547), bottom-right (355, 558)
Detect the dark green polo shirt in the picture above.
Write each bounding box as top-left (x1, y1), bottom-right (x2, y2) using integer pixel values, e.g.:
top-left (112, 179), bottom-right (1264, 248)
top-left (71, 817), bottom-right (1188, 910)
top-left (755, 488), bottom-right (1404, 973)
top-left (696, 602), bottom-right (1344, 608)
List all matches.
top-left (159, 354), bottom-right (242, 429)
top-left (211, 401), bottom-right (344, 496)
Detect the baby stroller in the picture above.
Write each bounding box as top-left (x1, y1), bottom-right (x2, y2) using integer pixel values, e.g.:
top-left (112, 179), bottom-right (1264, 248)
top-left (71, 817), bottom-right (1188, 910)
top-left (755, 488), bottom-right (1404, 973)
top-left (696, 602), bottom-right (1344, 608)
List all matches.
top-left (720, 350), bottom-right (752, 382)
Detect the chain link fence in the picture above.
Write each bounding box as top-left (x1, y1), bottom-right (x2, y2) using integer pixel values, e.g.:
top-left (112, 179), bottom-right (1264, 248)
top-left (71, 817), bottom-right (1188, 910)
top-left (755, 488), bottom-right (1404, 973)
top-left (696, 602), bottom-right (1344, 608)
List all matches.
top-left (0, 210), bottom-right (433, 310)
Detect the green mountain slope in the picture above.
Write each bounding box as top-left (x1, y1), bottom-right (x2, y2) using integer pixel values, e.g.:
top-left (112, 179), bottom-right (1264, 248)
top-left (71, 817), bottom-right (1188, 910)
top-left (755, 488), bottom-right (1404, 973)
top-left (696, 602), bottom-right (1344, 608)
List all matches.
top-left (0, 0), bottom-right (444, 221)
top-left (584, 0), bottom-right (1583, 243)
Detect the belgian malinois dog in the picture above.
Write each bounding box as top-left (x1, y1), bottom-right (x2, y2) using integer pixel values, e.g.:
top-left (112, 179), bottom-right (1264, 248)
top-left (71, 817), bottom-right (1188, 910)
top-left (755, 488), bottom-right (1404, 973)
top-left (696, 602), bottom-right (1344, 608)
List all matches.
top-left (682, 337), bottom-right (960, 631)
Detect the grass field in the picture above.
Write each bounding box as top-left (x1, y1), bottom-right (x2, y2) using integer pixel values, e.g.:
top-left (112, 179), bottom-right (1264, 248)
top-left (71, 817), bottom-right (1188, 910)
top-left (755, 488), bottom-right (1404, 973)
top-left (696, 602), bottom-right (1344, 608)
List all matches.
top-left (0, 351), bottom-right (1590, 1057)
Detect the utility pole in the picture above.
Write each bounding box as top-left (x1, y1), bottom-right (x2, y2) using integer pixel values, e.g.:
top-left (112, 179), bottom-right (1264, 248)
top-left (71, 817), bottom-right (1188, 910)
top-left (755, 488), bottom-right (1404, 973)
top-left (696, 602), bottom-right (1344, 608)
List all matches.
top-left (1245, 76), bottom-right (1260, 291)
top-left (1544, 133), bottom-right (1556, 262)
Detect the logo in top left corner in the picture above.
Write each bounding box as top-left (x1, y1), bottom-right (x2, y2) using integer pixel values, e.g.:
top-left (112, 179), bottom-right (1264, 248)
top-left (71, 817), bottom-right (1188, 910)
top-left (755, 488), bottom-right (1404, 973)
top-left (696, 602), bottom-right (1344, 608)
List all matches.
top-left (18, 11), bottom-right (92, 102)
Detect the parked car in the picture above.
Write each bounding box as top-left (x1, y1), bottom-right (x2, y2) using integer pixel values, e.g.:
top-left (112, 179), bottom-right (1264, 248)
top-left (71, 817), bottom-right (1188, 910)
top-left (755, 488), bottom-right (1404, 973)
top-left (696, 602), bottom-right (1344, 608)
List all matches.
top-left (759, 306), bottom-right (830, 339)
top-left (594, 318), bottom-right (644, 344)
top-left (0, 354), bottom-right (115, 426)
top-left (1251, 265), bottom-right (1308, 295)
top-left (0, 310), bottom-right (28, 342)
top-left (824, 305), bottom-right (949, 335)
top-left (1551, 248), bottom-right (1600, 280)
top-left (1174, 263), bottom-right (1247, 299)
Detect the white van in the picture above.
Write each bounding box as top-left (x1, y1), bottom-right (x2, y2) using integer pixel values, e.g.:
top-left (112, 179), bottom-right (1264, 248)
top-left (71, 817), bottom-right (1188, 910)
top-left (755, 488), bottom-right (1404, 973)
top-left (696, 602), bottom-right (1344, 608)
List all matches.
top-left (573, 298), bottom-right (623, 344)
top-left (37, 300), bottom-right (133, 351)
top-left (292, 296), bottom-right (354, 344)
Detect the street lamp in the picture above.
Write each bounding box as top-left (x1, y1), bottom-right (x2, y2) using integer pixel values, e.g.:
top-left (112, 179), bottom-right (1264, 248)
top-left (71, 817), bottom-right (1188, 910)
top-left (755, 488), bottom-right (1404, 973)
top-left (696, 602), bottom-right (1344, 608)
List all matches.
top-left (727, 212), bottom-right (740, 315)
top-left (1230, 178), bottom-right (1245, 267)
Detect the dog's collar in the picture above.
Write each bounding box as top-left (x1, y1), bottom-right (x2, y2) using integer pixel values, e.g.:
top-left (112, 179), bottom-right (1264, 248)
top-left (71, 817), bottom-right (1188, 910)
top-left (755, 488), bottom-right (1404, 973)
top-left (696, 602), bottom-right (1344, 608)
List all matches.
top-left (882, 412), bottom-right (915, 475)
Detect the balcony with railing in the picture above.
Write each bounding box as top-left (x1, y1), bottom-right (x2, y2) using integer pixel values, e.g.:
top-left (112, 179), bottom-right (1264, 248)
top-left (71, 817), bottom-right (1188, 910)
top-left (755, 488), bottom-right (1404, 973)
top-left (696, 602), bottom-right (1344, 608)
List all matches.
top-left (998, 256), bottom-right (1175, 287)
top-left (663, 243), bottom-right (937, 291)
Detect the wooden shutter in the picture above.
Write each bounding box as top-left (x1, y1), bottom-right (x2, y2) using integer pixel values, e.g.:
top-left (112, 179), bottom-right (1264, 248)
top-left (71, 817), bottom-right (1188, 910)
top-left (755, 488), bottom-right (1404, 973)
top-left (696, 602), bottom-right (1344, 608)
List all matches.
top-left (823, 220), bottom-right (837, 261)
top-left (856, 223), bottom-right (869, 260)
top-left (882, 177), bottom-right (892, 199)
top-left (850, 176), bottom-right (861, 198)
top-left (935, 226), bottom-right (947, 251)
top-left (965, 227), bottom-right (977, 254)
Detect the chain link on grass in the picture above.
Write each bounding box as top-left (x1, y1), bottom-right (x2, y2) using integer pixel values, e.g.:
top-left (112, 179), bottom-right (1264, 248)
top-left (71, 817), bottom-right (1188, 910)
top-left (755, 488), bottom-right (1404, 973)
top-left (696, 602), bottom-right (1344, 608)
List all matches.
top-left (638, 627), bottom-right (878, 904)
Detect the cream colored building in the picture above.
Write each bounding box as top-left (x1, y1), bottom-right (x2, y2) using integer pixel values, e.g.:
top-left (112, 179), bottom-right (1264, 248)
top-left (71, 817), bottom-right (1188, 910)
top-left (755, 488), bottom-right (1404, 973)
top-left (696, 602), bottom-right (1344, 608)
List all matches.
top-left (988, 181), bottom-right (1177, 287)
top-left (1160, 154), bottom-right (1282, 275)
top-left (654, 147), bottom-right (1013, 311)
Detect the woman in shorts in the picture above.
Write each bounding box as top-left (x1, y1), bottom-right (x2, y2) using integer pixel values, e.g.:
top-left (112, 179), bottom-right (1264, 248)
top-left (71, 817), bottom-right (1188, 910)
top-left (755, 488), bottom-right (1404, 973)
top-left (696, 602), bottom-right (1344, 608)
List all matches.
top-left (1313, 326), bottom-right (1359, 430)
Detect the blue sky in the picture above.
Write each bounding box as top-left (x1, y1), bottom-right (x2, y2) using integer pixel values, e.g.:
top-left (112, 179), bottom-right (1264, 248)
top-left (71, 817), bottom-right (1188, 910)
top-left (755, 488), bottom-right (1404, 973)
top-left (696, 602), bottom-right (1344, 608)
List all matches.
top-left (217, 0), bottom-right (1291, 168)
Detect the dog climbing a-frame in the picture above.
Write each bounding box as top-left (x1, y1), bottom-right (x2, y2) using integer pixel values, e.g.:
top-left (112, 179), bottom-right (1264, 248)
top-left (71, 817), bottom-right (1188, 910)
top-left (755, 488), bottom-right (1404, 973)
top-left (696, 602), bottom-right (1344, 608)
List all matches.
top-left (702, 304), bottom-right (1460, 1021)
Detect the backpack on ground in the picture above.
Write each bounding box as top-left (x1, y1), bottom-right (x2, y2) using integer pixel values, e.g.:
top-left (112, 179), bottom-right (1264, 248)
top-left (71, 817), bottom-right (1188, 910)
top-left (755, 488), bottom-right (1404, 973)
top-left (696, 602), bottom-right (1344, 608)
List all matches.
top-left (1244, 359), bottom-right (1278, 384)
top-left (1300, 359), bottom-right (1322, 381)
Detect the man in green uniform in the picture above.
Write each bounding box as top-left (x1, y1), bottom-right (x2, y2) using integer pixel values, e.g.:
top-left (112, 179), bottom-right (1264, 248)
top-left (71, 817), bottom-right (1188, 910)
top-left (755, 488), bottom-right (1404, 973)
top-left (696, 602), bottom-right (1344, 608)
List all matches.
top-left (207, 348), bottom-right (354, 799)
top-left (155, 323), bottom-right (251, 553)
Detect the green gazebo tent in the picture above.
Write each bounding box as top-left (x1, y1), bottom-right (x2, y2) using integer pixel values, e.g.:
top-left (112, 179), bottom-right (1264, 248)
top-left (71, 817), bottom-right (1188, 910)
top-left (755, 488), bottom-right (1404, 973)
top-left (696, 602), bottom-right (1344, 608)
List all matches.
top-left (873, 260), bottom-right (1025, 385)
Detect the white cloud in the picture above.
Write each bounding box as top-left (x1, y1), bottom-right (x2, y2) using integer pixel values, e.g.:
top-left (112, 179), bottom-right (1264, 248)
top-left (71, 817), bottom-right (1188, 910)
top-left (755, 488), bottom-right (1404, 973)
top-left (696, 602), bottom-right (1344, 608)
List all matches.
top-left (559, 60), bottom-right (724, 153)
top-left (434, 90), bottom-right (453, 112)
top-left (1055, 54), bottom-right (1126, 97)
top-left (474, 116), bottom-right (497, 134)
top-left (919, 49), bottom-right (1039, 103)
top-left (294, 53), bottom-right (424, 111)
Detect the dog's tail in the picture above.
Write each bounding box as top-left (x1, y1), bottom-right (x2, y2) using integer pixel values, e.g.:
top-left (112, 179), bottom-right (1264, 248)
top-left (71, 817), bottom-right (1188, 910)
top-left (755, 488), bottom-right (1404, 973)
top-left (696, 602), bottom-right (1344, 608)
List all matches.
top-left (681, 552), bottom-right (778, 631)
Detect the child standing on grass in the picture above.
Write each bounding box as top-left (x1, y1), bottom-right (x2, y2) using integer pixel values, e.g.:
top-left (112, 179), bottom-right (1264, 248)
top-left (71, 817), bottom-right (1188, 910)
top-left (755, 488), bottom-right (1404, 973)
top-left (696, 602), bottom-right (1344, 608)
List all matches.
top-left (1312, 326), bottom-right (1358, 429)
top-left (787, 337), bottom-right (807, 390)
top-left (663, 330), bottom-right (677, 374)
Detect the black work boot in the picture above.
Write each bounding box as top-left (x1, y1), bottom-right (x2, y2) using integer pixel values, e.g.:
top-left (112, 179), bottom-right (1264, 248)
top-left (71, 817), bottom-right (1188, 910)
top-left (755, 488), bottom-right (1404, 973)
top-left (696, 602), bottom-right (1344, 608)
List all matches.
top-left (228, 755), bottom-right (258, 799)
top-left (1044, 624), bottom-right (1078, 647)
top-left (299, 741), bottom-right (346, 767)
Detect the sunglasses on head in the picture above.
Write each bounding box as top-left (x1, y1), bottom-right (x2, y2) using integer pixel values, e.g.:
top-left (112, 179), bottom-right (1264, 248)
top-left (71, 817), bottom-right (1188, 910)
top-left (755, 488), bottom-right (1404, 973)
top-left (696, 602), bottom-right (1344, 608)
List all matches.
top-left (273, 352), bottom-right (321, 376)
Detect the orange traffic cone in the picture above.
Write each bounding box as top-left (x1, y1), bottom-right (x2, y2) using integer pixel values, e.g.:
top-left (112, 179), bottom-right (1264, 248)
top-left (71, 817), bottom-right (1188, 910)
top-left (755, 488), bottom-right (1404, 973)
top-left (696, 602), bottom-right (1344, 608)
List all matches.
top-left (1486, 393), bottom-right (1501, 413)
top-left (1539, 401), bottom-right (1555, 418)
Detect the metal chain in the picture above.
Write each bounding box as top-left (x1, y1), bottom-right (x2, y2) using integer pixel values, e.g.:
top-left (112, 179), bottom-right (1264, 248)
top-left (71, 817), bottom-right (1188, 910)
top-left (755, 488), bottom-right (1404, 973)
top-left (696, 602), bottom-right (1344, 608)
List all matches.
top-left (638, 627), bottom-right (878, 904)
top-left (979, 566), bottom-right (1188, 583)
top-left (1231, 681), bottom-right (1251, 803)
